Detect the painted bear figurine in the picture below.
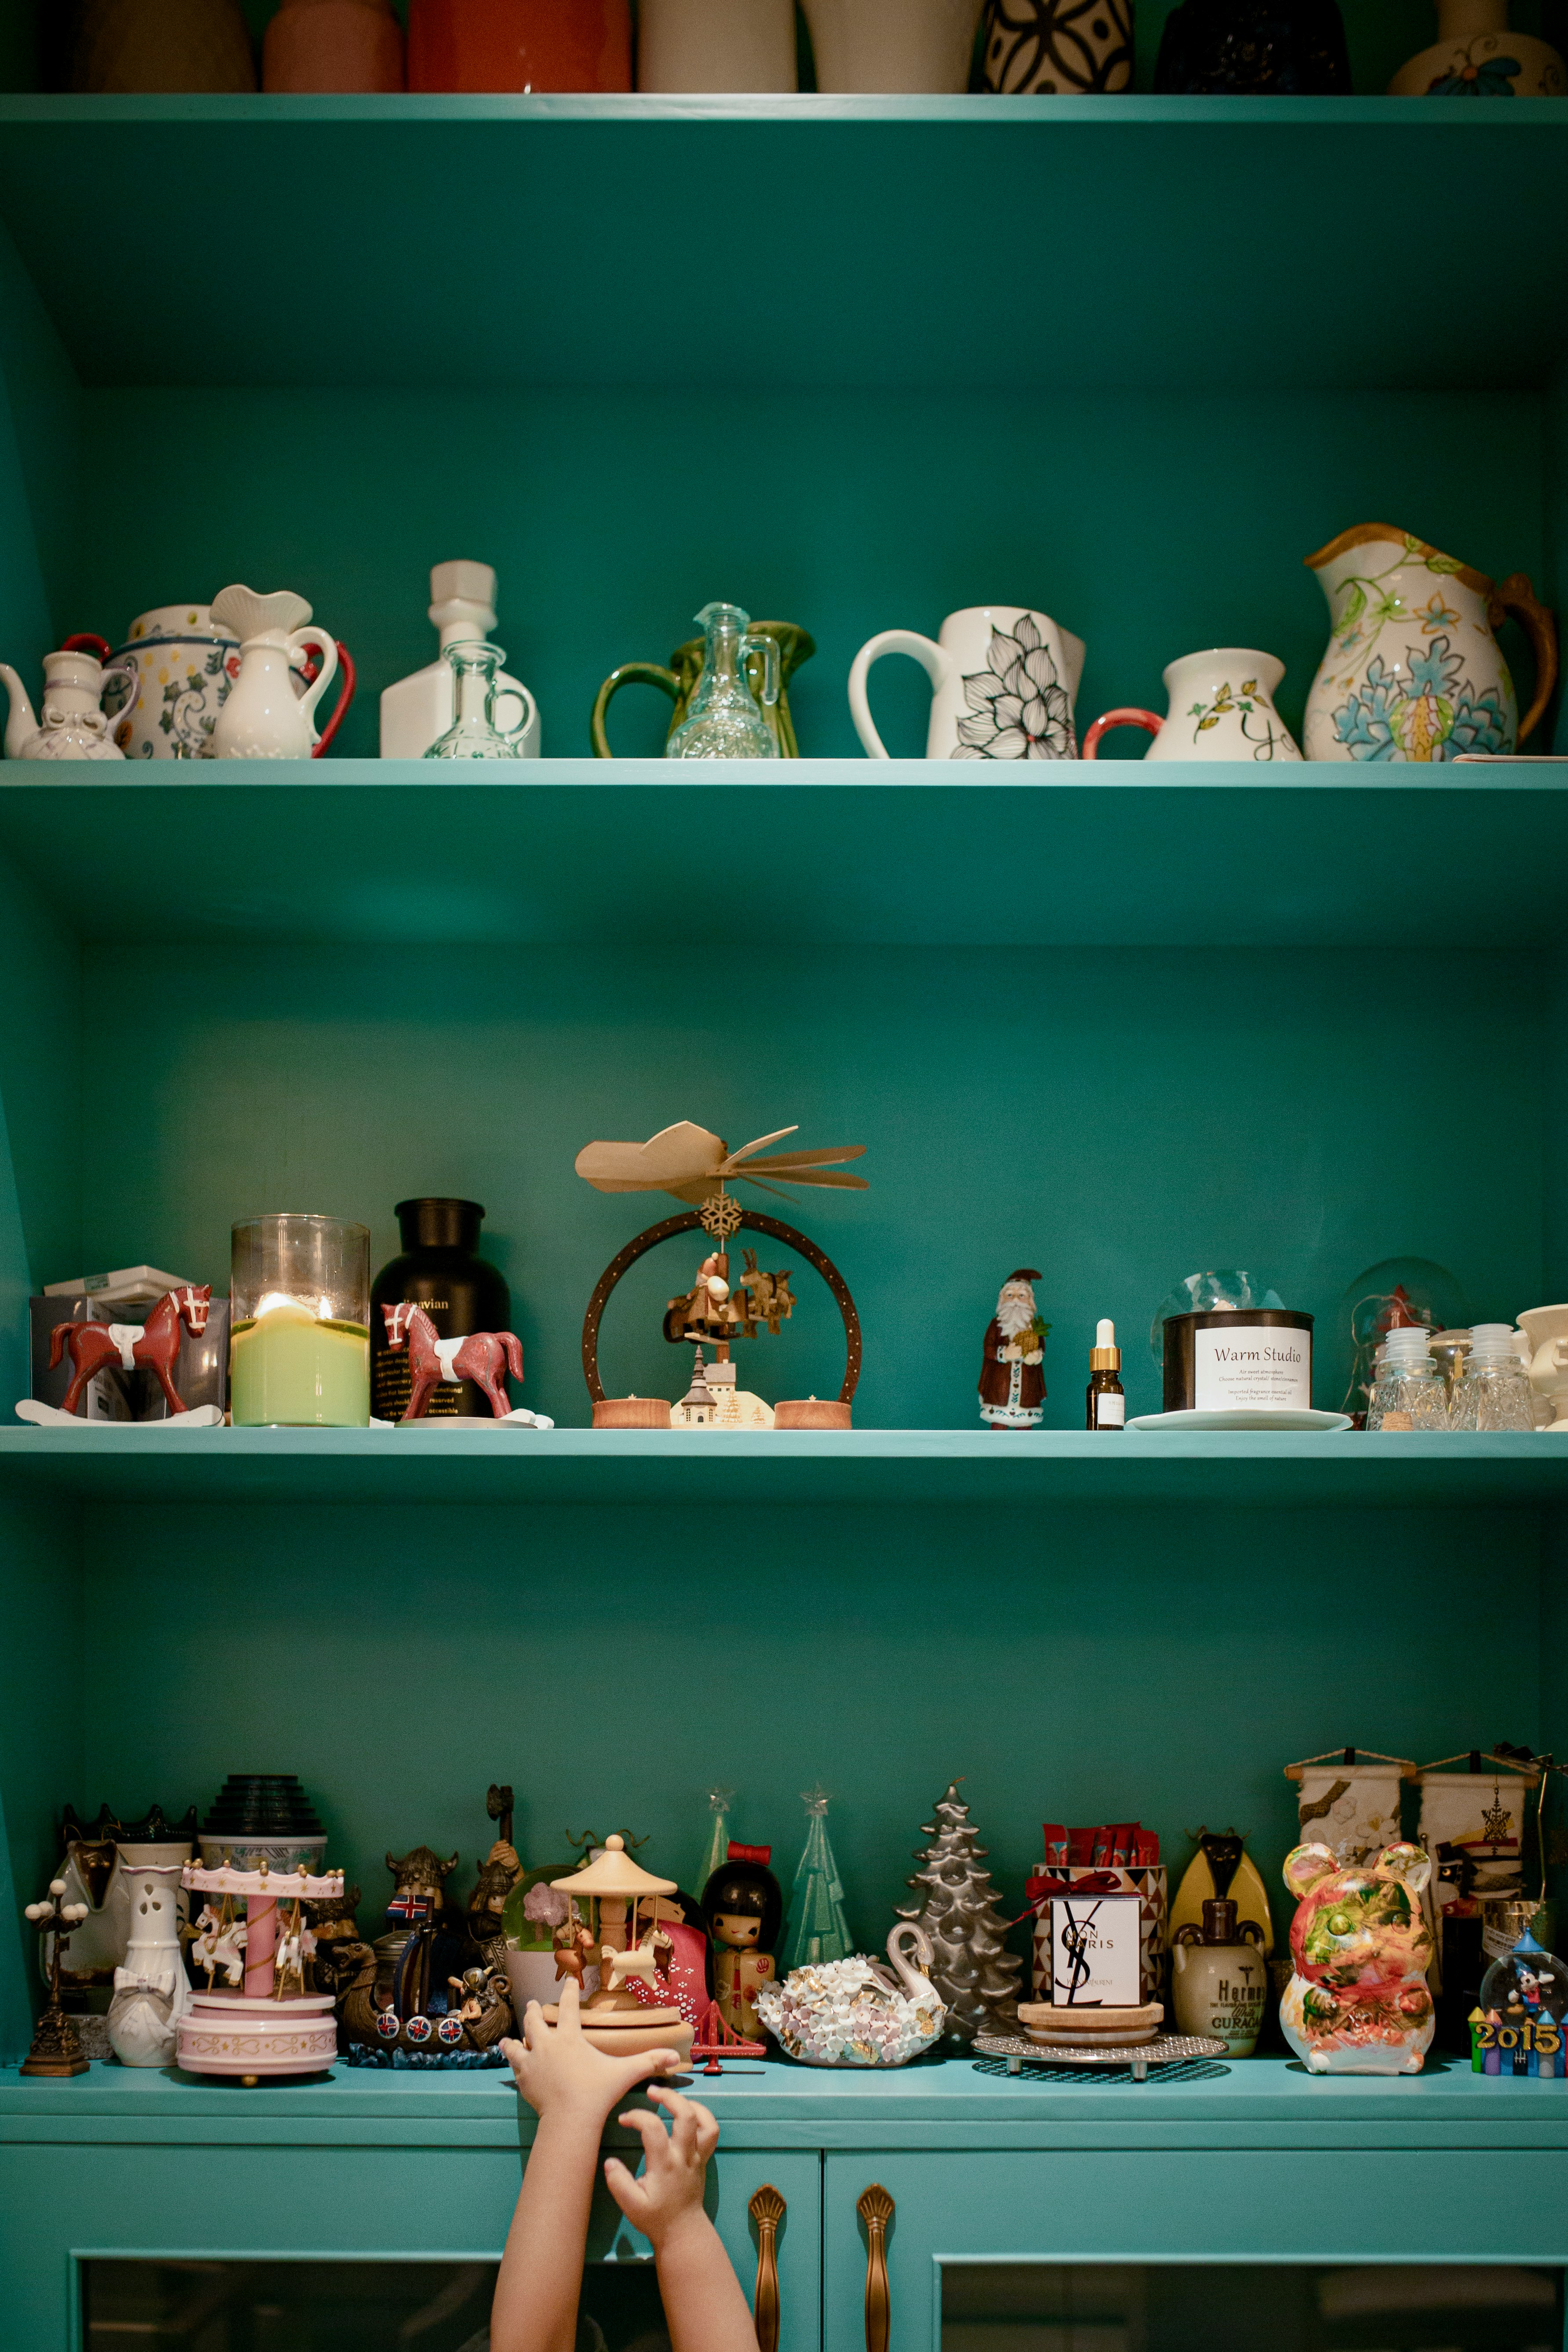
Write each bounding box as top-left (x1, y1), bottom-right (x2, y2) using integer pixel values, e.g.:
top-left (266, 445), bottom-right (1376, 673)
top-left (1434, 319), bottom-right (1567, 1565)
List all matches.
top-left (1279, 1840), bottom-right (1435, 2075)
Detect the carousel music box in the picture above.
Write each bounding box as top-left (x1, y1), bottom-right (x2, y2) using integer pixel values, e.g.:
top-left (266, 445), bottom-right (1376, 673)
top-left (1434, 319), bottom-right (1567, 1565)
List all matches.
top-left (177, 1855), bottom-right (344, 2082)
top-left (539, 1835), bottom-right (696, 2066)
top-left (576, 1117), bottom-right (866, 1428)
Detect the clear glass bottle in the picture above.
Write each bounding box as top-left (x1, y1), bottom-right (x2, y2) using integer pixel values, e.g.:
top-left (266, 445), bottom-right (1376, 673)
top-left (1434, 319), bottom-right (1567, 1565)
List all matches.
top-left (423, 641), bottom-right (529, 759)
top-left (1365, 1324), bottom-right (1448, 1430)
top-left (665, 602), bottom-right (779, 760)
top-left (1449, 1322), bottom-right (1534, 1432)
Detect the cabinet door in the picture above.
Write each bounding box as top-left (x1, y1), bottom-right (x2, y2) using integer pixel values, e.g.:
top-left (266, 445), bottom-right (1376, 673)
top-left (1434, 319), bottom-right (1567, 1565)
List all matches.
top-left (823, 2152), bottom-right (1568, 2352)
top-left (0, 2141), bottom-right (820, 2352)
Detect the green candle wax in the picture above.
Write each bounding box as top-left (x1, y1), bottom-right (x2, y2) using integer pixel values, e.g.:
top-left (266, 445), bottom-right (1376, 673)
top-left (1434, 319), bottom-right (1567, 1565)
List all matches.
top-left (230, 1305), bottom-right (370, 1427)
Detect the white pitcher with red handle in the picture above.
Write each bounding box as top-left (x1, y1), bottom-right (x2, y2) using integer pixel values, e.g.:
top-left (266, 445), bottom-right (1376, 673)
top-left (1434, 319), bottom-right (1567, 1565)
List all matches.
top-left (209, 584), bottom-right (355, 759)
top-left (1083, 648), bottom-right (1302, 763)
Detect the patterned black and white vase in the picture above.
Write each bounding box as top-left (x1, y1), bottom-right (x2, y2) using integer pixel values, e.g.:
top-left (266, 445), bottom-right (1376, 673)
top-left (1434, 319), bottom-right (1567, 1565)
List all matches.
top-left (980, 0), bottom-right (1133, 89)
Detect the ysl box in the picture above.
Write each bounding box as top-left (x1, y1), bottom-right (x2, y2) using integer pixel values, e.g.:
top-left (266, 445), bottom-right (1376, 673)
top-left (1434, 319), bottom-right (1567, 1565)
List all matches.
top-left (1049, 1892), bottom-right (1144, 2008)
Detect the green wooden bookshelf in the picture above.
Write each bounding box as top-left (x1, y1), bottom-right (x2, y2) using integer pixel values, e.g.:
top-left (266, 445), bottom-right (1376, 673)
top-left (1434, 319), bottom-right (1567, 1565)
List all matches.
top-left (1, 65), bottom-right (1567, 2346)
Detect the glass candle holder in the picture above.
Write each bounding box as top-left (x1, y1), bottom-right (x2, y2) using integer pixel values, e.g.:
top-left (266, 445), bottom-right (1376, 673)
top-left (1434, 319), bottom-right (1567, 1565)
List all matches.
top-left (231, 1215), bottom-right (370, 1427)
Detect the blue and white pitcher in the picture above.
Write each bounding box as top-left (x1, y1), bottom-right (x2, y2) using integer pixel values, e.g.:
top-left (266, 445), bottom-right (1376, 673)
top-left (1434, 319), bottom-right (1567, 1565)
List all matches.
top-left (1302, 524), bottom-right (1557, 762)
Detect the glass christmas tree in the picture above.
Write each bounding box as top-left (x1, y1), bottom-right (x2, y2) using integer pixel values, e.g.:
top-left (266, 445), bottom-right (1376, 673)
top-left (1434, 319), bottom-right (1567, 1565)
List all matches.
top-left (896, 1780), bottom-right (1022, 2045)
top-left (784, 1787), bottom-right (854, 1969)
top-left (698, 1785), bottom-right (734, 1892)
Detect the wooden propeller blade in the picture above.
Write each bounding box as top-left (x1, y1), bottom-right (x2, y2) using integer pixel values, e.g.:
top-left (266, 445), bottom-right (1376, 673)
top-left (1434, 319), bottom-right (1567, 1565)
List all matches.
top-left (720, 1126), bottom-right (799, 1169)
top-left (735, 1146), bottom-right (867, 1172)
top-left (575, 1121), bottom-right (726, 1192)
top-left (737, 1168), bottom-right (868, 1191)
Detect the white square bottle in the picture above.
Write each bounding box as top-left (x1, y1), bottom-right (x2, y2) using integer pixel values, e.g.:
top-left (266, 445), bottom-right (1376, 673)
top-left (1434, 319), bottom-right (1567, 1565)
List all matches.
top-left (379, 560), bottom-right (540, 758)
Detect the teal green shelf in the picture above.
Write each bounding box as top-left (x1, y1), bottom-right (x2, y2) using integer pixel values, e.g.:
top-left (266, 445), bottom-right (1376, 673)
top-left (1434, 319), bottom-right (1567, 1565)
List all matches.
top-left (0, 97), bottom-right (1563, 392)
top-left (4, 2054), bottom-right (1565, 2154)
top-left (1, 762), bottom-right (1565, 947)
top-left (0, 1426), bottom-right (1562, 1507)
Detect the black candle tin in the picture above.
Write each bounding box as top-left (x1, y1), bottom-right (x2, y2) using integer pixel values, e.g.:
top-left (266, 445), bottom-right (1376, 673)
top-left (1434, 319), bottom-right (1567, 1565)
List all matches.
top-left (1162, 1308), bottom-right (1313, 1413)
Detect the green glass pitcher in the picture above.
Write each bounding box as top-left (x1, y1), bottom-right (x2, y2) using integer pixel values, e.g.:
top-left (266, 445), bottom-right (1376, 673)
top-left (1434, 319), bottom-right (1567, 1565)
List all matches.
top-left (591, 610), bottom-right (814, 757)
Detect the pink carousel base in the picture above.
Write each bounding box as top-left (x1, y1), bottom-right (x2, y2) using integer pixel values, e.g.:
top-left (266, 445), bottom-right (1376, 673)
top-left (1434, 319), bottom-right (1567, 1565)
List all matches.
top-left (176, 1990), bottom-right (338, 2080)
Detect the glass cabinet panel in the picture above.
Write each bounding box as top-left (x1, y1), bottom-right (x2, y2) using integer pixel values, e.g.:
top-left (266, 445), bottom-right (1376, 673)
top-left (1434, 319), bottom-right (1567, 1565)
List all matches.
top-left (81, 2256), bottom-right (670, 2352)
top-left (940, 2264), bottom-right (1562, 2352)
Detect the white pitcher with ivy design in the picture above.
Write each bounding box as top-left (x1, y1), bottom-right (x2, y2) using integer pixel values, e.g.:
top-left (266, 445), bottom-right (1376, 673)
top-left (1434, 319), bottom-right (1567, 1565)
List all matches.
top-left (1303, 525), bottom-right (1557, 762)
top-left (849, 605), bottom-right (1086, 761)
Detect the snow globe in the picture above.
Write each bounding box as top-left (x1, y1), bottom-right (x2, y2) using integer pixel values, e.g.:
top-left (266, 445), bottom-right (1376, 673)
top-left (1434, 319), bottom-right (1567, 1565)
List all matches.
top-left (1472, 1928), bottom-right (1568, 2080)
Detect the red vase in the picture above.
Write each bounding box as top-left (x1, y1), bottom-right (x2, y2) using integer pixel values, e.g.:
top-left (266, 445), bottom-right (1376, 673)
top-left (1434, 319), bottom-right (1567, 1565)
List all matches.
top-left (264, 0), bottom-right (405, 91)
top-left (407, 0), bottom-right (632, 89)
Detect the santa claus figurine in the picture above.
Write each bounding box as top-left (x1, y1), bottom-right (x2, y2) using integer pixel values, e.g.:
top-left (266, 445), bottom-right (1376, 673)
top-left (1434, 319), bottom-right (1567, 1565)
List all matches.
top-left (978, 1268), bottom-right (1050, 1431)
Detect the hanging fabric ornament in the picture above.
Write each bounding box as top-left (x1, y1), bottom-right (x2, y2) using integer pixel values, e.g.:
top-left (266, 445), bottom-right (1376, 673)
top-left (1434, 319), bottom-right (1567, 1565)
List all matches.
top-left (784, 1787), bottom-right (854, 1969)
top-left (698, 1786), bottom-right (734, 1895)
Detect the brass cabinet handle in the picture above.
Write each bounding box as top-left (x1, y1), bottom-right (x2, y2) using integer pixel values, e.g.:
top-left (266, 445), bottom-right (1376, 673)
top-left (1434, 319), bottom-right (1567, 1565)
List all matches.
top-left (857, 2184), bottom-right (895, 2352)
top-left (749, 2184), bottom-right (785, 2352)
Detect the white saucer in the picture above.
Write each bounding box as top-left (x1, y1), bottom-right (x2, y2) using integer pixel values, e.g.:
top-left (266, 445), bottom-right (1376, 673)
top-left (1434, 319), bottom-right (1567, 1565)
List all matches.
top-left (1128, 1408), bottom-right (1352, 1433)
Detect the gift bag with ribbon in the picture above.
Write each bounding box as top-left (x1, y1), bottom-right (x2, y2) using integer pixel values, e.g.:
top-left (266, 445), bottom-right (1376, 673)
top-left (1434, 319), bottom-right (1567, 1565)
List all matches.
top-left (1026, 1824), bottom-right (1167, 2001)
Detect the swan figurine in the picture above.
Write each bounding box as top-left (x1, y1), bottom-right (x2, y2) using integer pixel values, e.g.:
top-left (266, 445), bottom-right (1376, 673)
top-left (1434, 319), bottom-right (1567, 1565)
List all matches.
top-left (756, 1922), bottom-right (945, 2067)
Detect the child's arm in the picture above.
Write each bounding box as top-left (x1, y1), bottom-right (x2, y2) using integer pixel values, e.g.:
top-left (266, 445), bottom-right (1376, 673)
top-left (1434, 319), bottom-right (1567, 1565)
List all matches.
top-left (605, 2088), bottom-right (758, 2352)
top-left (491, 1980), bottom-right (681, 2352)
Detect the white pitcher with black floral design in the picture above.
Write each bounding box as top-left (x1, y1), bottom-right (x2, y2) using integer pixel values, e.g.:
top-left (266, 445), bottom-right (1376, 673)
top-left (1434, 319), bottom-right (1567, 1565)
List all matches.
top-left (849, 605), bottom-right (1086, 762)
top-left (1302, 525), bottom-right (1557, 762)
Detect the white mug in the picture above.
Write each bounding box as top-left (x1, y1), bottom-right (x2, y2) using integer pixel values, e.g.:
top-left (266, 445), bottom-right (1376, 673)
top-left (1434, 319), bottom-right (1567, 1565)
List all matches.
top-left (850, 606), bottom-right (1086, 762)
top-left (1082, 648), bottom-right (1302, 763)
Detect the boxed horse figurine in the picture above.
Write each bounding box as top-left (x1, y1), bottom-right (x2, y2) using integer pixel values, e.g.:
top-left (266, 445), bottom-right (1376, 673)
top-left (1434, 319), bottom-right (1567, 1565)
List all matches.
top-left (31, 1284), bottom-right (228, 1419)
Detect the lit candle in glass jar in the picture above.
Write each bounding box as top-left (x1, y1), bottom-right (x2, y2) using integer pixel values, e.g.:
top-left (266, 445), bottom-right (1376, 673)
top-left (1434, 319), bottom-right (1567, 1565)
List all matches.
top-left (230, 1216), bottom-right (370, 1427)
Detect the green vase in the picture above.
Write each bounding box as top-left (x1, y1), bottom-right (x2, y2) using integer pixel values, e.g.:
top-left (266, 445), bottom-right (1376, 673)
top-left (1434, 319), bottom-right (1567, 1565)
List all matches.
top-left (591, 620), bottom-right (814, 757)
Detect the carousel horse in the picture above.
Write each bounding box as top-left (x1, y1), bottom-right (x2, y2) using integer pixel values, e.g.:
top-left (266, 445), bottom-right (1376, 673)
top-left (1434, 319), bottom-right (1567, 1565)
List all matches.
top-left (381, 1301), bottom-right (525, 1420)
top-left (191, 1904), bottom-right (247, 1988)
top-left (49, 1284), bottom-right (212, 1416)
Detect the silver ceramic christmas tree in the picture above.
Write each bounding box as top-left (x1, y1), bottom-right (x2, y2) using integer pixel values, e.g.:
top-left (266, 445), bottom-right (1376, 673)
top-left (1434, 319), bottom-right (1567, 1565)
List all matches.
top-left (896, 1781), bottom-right (1021, 2046)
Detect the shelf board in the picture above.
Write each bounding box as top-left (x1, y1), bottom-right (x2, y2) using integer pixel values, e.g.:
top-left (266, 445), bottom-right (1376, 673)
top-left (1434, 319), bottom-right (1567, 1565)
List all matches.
top-left (1, 760), bottom-right (1566, 948)
top-left (0, 1426), bottom-right (1563, 1507)
top-left (0, 97), bottom-right (1564, 392)
top-left (4, 2053), bottom-right (1565, 2155)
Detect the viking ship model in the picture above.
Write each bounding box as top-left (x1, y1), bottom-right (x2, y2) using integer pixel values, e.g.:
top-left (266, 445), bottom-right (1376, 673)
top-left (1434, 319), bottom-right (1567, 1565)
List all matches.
top-left (576, 1119), bottom-right (867, 1425)
top-left (339, 1822), bottom-right (517, 2067)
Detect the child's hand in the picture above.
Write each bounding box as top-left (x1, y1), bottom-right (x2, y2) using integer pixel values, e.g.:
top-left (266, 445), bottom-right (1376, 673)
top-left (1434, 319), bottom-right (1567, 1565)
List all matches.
top-left (603, 2085), bottom-right (717, 2250)
top-left (500, 1978), bottom-right (680, 2130)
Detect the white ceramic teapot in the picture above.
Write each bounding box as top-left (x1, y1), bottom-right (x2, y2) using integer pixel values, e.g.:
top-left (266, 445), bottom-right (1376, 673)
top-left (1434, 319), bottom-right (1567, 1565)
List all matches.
top-left (209, 585), bottom-right (352, 760)
top-left (0, 645), bottom-right (139, 760)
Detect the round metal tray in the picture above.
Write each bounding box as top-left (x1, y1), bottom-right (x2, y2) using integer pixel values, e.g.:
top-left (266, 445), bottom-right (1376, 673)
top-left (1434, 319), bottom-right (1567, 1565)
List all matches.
top-left (973, 2031), bottom-right (1226, 2078)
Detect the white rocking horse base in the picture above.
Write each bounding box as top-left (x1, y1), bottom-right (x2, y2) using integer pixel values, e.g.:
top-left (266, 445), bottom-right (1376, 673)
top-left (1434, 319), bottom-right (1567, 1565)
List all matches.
top-left (176, 1990), bottom-right (338, 2081)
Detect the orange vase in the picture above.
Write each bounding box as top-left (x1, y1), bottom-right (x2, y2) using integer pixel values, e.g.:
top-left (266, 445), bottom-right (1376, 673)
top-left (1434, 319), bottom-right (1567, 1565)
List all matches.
top-left (264, 0), bottom-right (405, 90)
top-left (264, 0), bottom-right (404, 90)
top-left (407, 0), bottom-right (631, 89)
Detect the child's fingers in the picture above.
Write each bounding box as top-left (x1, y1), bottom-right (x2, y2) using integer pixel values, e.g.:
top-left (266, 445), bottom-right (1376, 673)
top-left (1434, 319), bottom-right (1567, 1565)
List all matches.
top-left (690, 2100), bottom-right (719, 2162)
top-left (522, 1999), bottom-right (550, 2051)
top-left (499, 2034), bottom-right (525, 2075)
top-left (666, 2091), bottom-right (700, 2164)
top-left (609, 2048), bottom-right (680, 2100)
top-left (603, 2155), bottom-right (651, 2221)
top-left (614, 2108), bottom-right (666, 2161)
top-left (556, 1978), bottom-right (581, 2031)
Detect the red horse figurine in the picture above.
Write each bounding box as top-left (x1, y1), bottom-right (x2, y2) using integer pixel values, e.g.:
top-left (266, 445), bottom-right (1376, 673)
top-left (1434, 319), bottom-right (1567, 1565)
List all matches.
top-left (381, 1302), bottom-right (524, 1421)
top-left (49, 1285), bottom-right (212, 1416)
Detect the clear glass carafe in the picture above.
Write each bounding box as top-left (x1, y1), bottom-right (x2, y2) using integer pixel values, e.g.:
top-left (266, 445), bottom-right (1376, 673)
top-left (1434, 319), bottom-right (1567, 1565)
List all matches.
top-left (1366, 1324), bottom-right (1448, 1430)
top-left (665, 602), bottom-right (779, 760)
top-left (424, 641), bottom-right (529, 759)
top-left (1449, 1323), bottom-right (1534, 1432)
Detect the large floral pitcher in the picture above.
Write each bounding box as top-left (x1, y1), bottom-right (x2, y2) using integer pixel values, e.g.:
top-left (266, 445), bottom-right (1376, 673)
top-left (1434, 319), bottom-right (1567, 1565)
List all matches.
top-left (1303, 525), bottom-right (1557, 761)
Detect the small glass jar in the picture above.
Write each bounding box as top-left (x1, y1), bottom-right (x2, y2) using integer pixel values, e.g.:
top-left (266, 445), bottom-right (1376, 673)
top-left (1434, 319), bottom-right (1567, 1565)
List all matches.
top-left (231, 1214), bottom-right (370, 1427)
top-left (1365, 1324), bottom-right (1448, 1430)
top-left (1449, 1323), bottom-right (1534, 1433)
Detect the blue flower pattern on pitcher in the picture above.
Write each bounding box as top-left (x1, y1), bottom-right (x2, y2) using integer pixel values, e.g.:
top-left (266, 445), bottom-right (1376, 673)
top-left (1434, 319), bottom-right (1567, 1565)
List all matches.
top-left (1331, 635), bottom-right (1510, 762)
